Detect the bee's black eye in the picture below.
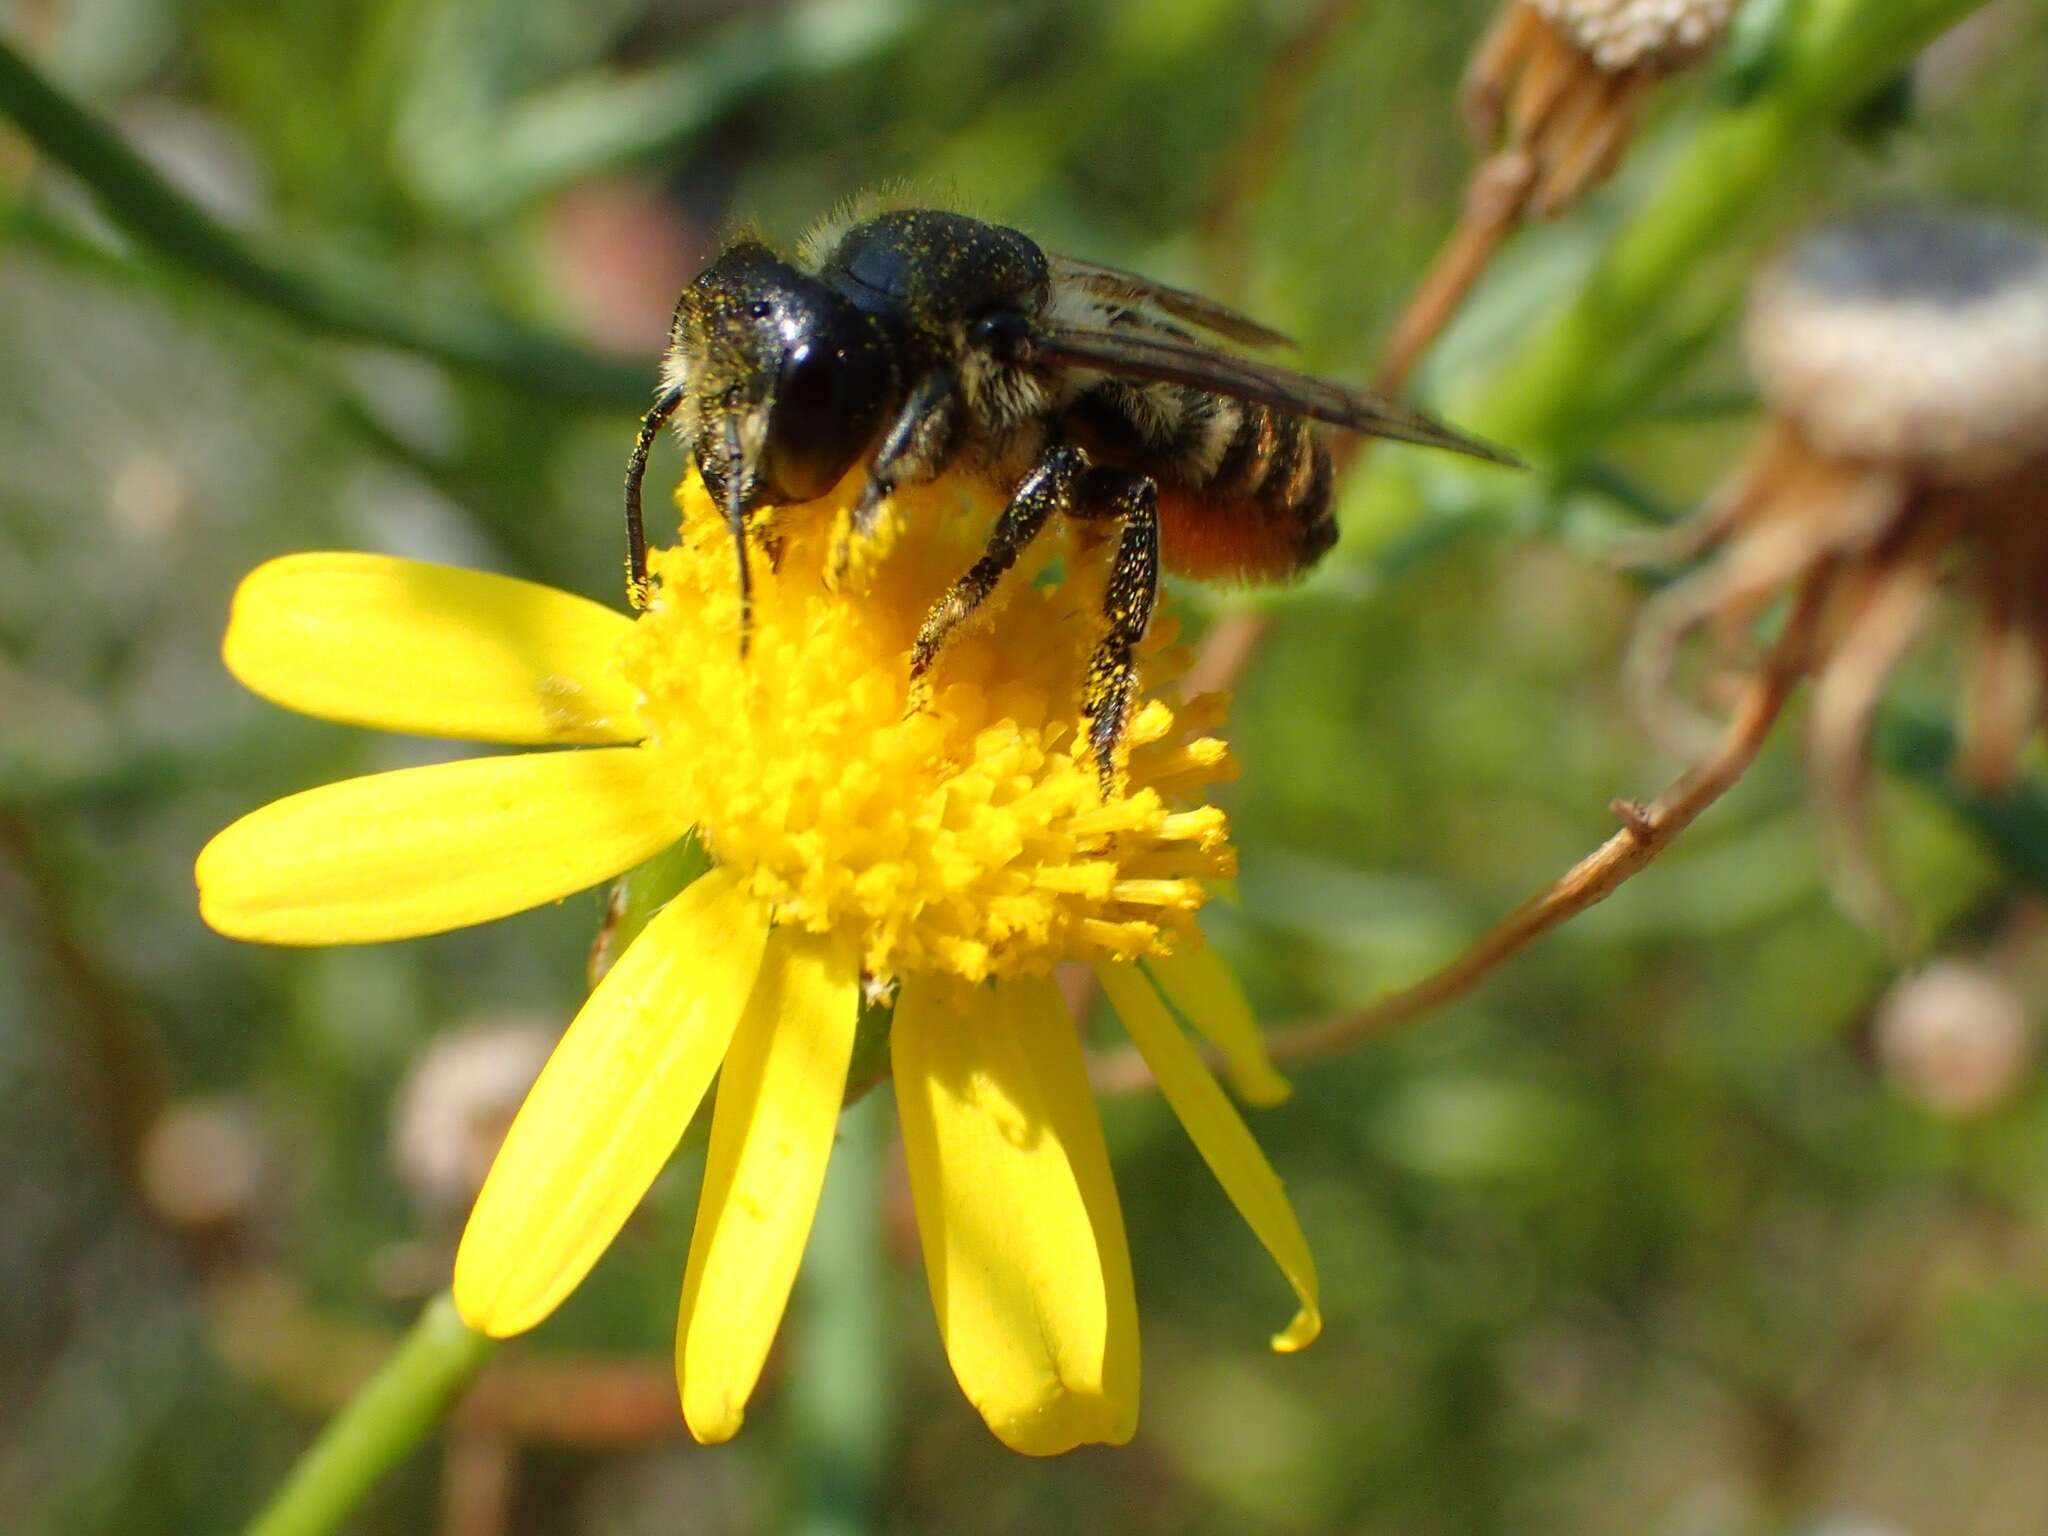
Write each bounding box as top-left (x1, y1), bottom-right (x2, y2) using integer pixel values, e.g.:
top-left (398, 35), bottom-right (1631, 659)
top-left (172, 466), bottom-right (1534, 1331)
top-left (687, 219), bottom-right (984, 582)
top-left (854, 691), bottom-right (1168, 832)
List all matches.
top-left (759, 332), bottom-right (889, 503)
top-left (749, 300), bottom-right (772, 319)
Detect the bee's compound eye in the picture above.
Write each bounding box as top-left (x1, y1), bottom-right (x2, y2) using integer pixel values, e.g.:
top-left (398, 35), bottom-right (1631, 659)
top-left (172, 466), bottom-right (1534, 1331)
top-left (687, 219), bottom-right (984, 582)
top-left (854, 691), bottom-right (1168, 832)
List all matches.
top-left (760, 337), bottom-right (889, 504)
top-left (749, 300), bottom-right (772, 319)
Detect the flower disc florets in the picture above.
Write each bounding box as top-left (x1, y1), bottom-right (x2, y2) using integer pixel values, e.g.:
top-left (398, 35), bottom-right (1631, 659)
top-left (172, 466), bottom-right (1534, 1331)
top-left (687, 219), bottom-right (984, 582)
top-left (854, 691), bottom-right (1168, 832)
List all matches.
top-left (619, 474), bottom-right (1236, 984)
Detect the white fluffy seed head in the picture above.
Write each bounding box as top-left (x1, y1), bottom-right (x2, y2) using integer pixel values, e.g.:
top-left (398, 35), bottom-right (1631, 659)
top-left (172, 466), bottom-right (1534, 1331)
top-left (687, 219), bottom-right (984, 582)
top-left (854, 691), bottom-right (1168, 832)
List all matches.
top-left (1530, 0), bottom-right (1736, 72)
top-left (1875, 962), bottom-right (2034, 1119)
top-left (1747, 209), bottom-right (2048, 483)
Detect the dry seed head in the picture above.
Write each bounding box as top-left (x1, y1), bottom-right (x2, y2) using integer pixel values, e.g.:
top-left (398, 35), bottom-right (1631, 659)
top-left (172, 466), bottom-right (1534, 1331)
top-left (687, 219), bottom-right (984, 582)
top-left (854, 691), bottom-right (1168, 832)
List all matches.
top-left (139, 1096), bottom-right (268, 1233)
top-left (391, 1017), bottom-right (558, 1208)
top-left (1747, 209), bottom-right (2048, 483)
top-left (1875, 962), bottom-right (2034, 1118)
top-left (1531, 0), bottom-right (1735, 72)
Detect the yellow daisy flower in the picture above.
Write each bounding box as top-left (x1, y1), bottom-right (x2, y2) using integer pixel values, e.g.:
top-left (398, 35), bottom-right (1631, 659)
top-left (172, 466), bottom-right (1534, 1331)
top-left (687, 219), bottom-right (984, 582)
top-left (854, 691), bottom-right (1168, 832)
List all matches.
top-left (196, 470), bottom-right (1317, 1455)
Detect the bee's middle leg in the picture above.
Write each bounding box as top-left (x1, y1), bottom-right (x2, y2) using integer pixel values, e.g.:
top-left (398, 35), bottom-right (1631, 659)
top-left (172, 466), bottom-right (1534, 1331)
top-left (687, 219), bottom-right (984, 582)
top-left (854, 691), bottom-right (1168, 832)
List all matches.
top-left (910, 444), bottom-right (1088, 679)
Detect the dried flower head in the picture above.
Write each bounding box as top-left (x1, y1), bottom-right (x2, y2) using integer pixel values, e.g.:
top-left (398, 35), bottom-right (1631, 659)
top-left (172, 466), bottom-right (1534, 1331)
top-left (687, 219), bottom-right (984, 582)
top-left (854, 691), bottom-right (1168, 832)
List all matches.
top-left (1533, 0), bottom-right (1736, 72)
top-left (1632, 209), bottom-right (2048, 910)
top-left (1464, 0), bottom-right (1734, 218)
top-left (1747, 212), bottom-right (2048, 484)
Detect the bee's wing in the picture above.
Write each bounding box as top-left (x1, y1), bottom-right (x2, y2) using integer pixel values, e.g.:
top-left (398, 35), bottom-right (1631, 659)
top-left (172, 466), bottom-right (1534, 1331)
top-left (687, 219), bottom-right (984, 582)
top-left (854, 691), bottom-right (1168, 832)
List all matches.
top-left (1048, 254), bottom-right (1297, 351)
top-left (1029, 323), bottom-right (1525, 468)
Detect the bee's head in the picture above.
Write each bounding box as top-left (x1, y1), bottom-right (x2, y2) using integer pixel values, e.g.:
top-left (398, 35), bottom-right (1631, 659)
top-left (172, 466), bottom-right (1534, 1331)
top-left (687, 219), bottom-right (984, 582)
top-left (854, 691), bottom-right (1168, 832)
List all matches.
top-left (672, 240), bottom-right (895, 508)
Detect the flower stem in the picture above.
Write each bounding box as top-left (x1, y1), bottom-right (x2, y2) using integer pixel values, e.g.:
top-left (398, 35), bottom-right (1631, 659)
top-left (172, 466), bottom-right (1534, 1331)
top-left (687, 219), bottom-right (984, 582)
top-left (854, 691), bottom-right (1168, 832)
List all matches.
top-left (783, 1092), bottom-right (893, 1536)
top-left (1469, 0), bottom-right (1997, 456)
top-left (0, 35), bottom-right (645, 411)
top-left (242, 1294), bottom-right (496, 1536)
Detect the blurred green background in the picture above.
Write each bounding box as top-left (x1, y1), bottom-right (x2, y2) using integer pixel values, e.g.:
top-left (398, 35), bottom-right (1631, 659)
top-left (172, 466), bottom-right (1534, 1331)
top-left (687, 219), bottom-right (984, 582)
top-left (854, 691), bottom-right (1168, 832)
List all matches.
top-left (5, 1), bottom-right (2048, 1532)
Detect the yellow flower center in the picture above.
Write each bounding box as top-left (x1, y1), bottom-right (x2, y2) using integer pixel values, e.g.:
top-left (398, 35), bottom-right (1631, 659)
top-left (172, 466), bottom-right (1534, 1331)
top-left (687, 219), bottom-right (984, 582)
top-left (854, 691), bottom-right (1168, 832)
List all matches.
top-left (617, 472), bottom-right (1236, 983)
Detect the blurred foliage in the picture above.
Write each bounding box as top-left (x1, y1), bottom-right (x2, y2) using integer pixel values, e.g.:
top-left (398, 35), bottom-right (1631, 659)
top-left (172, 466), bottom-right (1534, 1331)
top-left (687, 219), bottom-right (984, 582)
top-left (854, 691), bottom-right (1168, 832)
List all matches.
top-left (5, 1), bottom-right (2048, 1534)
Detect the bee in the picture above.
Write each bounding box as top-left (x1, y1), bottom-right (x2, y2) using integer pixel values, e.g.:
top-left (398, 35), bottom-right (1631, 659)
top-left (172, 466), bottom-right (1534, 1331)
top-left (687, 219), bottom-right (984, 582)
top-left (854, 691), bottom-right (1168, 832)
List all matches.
top-left (624, 205), bottom-right (1519, 784)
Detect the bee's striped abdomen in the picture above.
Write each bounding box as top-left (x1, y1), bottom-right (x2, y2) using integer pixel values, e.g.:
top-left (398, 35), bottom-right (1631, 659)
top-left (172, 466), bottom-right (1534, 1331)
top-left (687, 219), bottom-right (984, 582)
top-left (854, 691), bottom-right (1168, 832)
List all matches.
top-left (1060, 376), bottom-right (1336, 584)
top-left (1159, 395), bottom-right (1337, 584)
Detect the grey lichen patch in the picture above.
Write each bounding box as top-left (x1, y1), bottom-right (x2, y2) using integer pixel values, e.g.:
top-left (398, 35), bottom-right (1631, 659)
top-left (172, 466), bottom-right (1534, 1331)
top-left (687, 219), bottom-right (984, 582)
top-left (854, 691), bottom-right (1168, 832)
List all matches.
top-left (1748, 210), bottom-right (2048, 482)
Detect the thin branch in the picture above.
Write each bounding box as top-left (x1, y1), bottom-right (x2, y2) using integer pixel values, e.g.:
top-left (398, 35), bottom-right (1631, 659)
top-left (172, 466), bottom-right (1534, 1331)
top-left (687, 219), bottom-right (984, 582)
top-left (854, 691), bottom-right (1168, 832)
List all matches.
top-left (1092, 578), bottom-right (1822, 1096)
top-left (0, 35), bottom-right (646, 411)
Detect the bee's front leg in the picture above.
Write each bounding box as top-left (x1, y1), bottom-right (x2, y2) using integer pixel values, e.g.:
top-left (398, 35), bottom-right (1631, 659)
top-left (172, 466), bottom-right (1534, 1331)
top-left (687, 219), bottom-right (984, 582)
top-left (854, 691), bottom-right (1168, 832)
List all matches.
top-left (835, 370), bottom-right (957, 581)
top-left (624, 382), bottom-right (687, 610)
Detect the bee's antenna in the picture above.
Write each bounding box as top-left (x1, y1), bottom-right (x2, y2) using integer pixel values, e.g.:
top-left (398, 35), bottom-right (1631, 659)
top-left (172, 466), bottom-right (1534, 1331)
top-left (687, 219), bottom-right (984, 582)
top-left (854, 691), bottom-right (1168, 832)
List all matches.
top-left (625, 382), bottom-right (686, 611)
top-left (722, 414), bottom-right (754, 659)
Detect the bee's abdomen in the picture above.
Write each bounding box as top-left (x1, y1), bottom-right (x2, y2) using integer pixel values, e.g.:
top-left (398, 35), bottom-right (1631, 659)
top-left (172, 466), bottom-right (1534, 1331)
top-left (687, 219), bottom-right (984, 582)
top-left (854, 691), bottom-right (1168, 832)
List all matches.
top-left (1161, 397), bottom-right (1336, 584)
top-left (1062, 382), bottom-right (1336, 584)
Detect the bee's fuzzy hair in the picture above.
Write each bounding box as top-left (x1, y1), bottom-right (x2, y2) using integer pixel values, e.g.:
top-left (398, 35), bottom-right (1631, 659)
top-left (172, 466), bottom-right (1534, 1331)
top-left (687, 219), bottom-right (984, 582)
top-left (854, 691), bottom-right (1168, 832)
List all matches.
top-left (794, 178), bottom-right (990, 271)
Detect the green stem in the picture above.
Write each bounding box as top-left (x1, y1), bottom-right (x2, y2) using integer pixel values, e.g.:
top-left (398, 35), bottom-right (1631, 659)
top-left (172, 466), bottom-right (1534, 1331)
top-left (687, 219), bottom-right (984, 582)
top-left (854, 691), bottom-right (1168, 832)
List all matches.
top-left (783, 1092), bottom-right (893, 1536)
top-left (243, 1294), bottom-right (497, 1536)
top-left (0, 34), bottom-right (645, 411)
top-left (1469, 0), bottom-right (1994, 456)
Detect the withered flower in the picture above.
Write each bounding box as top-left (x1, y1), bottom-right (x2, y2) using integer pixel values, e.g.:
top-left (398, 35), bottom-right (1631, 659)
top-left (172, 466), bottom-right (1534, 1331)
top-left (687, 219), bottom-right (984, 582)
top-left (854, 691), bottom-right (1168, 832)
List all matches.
top-left (1464, 0), bottom-right (1735, 217)
top-left (1381, 0), bottom-right (1735, 394)
top-left (1633, 209), bottom-right (2048, 881)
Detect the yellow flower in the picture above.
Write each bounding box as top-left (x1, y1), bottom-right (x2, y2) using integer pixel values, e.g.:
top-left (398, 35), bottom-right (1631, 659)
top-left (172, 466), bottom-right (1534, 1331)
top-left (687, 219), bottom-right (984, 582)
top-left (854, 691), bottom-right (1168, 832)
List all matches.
top-left (197, 469), bottom-right (1317, 1455)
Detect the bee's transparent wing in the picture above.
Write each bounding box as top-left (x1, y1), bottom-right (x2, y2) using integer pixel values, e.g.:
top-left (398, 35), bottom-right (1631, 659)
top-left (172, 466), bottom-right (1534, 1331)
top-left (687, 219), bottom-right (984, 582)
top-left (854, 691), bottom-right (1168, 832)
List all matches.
top-left (1047, 254), bottom-right (1297, 351)
top-left (1029, 323), bottom-right (1525, 467)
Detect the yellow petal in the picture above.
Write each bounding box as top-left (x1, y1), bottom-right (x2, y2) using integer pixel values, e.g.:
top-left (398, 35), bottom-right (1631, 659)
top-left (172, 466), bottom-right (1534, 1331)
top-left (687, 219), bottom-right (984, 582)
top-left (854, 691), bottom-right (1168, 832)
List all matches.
top-left (454, 869), bottom-right (768, 1336)
top-left (1146, 936), bottom-right (1291, 1107)
top-left (893, 973), bottom-right (1138, 1455)
top-left (197, 747), bottom-right (687, 945)
top-left (1096, 963), bottom-right (1320, 1352)
top-left (679, 924), bottom-right (861, 1443)
top-left (224, 553), bottom-right (643, 744)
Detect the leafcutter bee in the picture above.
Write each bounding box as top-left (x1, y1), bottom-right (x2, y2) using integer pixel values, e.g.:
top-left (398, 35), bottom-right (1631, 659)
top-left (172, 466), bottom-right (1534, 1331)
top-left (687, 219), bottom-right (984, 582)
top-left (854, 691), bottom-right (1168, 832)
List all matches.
top-left (625, 205), bottom-right (1519, 783)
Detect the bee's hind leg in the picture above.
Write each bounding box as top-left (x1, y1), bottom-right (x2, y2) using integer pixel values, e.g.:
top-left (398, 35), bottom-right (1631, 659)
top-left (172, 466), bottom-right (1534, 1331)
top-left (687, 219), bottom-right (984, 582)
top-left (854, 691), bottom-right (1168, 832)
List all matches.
top-left (910, 443), bottom-right (1159, 797)
top-left (911, 444), bottom-right (1087, 678)
top-left (1067, 471), bottom-right (1160, 797)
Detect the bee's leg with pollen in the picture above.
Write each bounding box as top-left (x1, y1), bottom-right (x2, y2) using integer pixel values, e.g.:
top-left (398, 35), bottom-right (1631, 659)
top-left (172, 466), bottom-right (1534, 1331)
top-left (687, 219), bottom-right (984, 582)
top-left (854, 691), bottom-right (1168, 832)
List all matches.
top-left (910, 445), bottom-right (1088, 679)
top-left (1070, 472), bottom-right (1161, 796)
top-left (834, 371), bottom-right (957, 581)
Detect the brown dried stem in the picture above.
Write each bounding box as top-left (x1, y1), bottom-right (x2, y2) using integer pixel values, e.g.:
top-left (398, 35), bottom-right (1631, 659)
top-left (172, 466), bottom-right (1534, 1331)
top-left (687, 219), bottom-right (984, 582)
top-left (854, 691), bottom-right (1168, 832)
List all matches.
top-left (1091, 576), bottom-right (1823, 1096)
top-left (1373, 148), bottom-right (1537, 398)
